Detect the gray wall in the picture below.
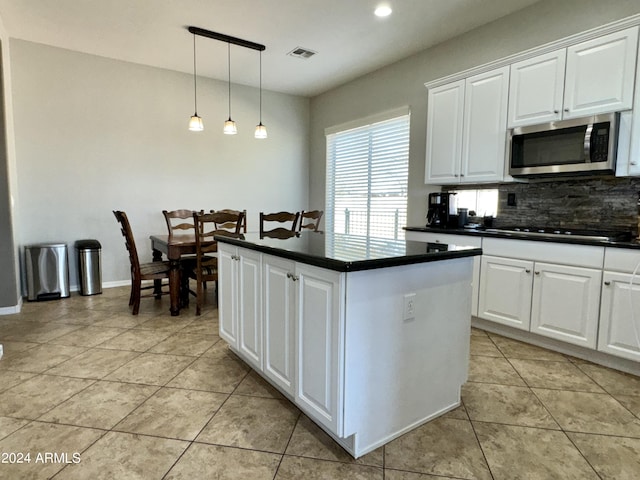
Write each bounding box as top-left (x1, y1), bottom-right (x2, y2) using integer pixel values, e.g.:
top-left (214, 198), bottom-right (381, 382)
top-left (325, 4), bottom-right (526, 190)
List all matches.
top-left (308, 0), bottom-right (640, 229)
top-left (9, 40), bottom-right (310, 292)
top-left (0, 43), bottom-right (18, 308)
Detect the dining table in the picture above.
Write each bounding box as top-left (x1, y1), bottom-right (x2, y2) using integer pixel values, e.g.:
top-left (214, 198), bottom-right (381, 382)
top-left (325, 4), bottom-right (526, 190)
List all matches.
top-left (150, 233), bottom-right (216, 316)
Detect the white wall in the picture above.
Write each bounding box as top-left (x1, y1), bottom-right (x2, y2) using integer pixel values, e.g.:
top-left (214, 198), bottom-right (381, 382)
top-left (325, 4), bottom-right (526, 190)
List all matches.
top-left (10, 40), bottom-right (309, 289)
top-left (309, 0), bottom-right (640, 228)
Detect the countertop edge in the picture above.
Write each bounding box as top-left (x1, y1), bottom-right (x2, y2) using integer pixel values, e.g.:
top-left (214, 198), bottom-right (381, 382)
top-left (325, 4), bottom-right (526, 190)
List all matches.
top-left (215, 235), bottom-right (482, 272)
top-left (404, 226), bottom-right (640, 250)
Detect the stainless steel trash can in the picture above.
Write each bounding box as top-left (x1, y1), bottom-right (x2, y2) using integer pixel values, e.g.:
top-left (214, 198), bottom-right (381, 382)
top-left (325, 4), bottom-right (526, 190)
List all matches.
top-left (25, 243), bottom-right (70, 301)
top-left (75, 240), bottom-right (102, 296)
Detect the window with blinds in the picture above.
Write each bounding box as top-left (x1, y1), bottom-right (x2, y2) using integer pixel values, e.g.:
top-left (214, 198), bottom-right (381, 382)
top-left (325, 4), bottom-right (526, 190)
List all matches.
top-left (325, 112), bottom-right (410, 257)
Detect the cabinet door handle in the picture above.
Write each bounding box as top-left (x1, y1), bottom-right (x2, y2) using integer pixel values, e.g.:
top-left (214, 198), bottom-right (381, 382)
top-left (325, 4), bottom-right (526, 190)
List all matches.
top-left (554, 110), bottom-right (559, 114)
top-left (454, 174), bottom-right (459, 177)
top-left (604, 281), bottom-right (611, 286)
top-left (631, 161), bottom-right (637, 166)
top-left (525, 269), bottom-right (531, 273)
top-left (291, 275), bottom-right (299, 282)
top-left (564, 108), bottom-right (569, 112)
top-left (460, 173), bottom-right (465, 177)
top-left (534, 271), bottom-right (540, 275)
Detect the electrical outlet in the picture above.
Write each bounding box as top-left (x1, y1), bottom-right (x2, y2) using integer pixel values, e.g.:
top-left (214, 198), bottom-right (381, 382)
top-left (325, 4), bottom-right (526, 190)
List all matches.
top-left (403, 293), bottom-right (416, 321)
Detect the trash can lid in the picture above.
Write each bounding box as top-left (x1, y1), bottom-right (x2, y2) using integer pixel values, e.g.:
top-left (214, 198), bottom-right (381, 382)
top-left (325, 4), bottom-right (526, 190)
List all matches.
top-left (75, 239), bottom-right (101, 249)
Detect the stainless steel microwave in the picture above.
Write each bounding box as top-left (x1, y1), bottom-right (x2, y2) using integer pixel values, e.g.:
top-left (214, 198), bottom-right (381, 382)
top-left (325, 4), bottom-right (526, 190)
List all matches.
top-left (509, 112), bottom-right (619, 177)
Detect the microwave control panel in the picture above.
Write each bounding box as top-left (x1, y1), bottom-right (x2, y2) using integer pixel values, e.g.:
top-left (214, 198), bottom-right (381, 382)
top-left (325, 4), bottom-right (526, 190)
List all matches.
top-left (592, 124), bottom-right (610, 163)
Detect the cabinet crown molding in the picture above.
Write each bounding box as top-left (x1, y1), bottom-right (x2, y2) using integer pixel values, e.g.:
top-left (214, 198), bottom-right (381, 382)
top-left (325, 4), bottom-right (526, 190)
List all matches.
top-left (425, 13), bottom-right (640, 90)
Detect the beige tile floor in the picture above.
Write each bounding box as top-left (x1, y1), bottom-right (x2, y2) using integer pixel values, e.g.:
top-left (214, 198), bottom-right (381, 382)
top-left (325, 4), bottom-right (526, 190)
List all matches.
top-left (1, 286), bottom-right (640, 479)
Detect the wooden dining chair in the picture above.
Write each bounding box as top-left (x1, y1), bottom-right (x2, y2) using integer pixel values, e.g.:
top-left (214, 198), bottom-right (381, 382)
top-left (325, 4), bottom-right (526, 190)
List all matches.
top-left (213, 209), bottom-right (248, 233)
top-left (298, 210), bottom-right (324, 233)
top-left (113, 211), bottom-right (170, 315)
top-left (187, 210), bottom-right (245, 315)
top-left (162, 209), bottom-right (197, 235)
top-left (259, 211), bottom-right (301, 239)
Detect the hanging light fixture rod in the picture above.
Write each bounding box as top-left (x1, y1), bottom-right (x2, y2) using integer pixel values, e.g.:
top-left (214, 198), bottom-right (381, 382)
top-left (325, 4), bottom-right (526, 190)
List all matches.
top-left (187, 26), bottom-right (265, 51)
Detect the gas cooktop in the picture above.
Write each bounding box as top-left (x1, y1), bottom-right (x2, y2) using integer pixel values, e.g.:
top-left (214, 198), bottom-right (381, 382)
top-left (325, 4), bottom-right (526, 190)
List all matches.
top-left (485, 226), bottom-right (633, 242)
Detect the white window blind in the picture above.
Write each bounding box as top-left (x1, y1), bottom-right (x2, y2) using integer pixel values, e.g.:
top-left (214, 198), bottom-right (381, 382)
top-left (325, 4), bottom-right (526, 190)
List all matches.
top-left (326, 112), bottom-right (410, 257)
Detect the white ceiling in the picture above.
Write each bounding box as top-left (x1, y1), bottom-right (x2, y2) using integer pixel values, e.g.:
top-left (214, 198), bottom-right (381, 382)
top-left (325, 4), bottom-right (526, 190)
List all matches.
top-left (0, 0), bottom-right (541, 97)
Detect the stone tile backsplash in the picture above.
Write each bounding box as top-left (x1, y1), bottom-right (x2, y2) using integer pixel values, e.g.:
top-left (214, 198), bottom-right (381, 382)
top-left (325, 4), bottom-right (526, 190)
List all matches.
top-left (449, 177), bottom-right (640, 234)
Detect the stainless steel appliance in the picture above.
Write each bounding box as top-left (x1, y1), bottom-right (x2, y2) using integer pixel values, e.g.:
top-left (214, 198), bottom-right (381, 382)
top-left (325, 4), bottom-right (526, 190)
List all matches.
top-left (426, 192), bottom-right (457, 228)
top-left (509, 112), bottom-right (619, 177)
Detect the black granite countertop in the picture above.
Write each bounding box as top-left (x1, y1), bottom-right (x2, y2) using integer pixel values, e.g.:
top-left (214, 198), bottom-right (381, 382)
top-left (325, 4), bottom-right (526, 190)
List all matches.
top-left (215, 232), bottom-right (482, 272)
top-left (404, 226), bottom-right (640, 249)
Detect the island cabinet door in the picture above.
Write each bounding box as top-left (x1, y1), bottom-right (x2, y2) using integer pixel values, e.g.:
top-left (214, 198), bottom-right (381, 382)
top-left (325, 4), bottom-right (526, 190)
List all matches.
top-left (294, 263), bottom-right (345, 437)
top-left (262, 255), bottom-right (296, 395)
top-left (478, 255), bottom-right (534, 330)
top-left (530, 262), bottom-right (601, 349)
top-left (218, 243), bottom-right (239, 347)
top-left (598, 271), bottom-right (640, 361)
top-left (237, 248), bottom-right (263, 370)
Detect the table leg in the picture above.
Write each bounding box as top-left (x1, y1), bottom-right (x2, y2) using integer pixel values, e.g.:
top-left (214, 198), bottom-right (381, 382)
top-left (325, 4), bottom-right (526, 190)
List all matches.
top-left (169, 258), bottom-right (181, 316)
top-left (152, 248), bottom-right (163, 298)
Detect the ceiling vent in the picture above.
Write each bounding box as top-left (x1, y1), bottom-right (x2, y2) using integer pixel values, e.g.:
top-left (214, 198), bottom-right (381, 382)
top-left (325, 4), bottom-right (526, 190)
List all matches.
top-left (287, 47), bottom-right (317, 59)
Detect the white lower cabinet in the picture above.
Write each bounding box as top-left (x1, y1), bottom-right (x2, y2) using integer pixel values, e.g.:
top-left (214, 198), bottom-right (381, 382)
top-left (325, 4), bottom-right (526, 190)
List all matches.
top-left (223, 248), bottom-right (344, 436)
top-left (598, 271), bottom-right (640, 361)
top-left (598, 248), bottom-right (640, 362)
top-left (478, 256), bottom-right (533, 330)
top-left (478, 238), bottom-right (604, 349)
top-left (263, 255), bottom-right (296, 395)
top-left (295, 263), bottom-right (344, 435)
top-left (218, 244), bottom-right (239, 347)
top-left (530, 263), bottom-right (601, 348)
top-left (217, 244), bottom-right (262, 368)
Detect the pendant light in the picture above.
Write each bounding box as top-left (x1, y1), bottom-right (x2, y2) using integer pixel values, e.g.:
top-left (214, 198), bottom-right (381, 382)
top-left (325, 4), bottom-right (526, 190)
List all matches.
top-left (188, 34), bottom-right (204, 131)
top-left (223, 42), bottom-right (237, 135)
top-left (255, 50), bottom-right (267, 139)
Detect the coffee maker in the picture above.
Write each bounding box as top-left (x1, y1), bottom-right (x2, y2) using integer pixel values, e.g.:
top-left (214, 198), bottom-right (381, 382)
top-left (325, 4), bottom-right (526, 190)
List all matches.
top-left (426, 192), bottom-right (458, 228)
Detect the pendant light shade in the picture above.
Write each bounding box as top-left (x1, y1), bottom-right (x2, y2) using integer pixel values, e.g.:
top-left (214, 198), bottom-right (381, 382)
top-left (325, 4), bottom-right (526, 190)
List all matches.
top-left (224, 43), bottom-right (237, 135)
top-left (188, 34), bottom-right (204, 131)
top-left (255, 123), bottom-right (267, 138)
top-left (224, 118), bottom-right (237, 135)
top-left (255, 50), bottom-right (267, 139)
top-left (189, 115), bottom-right (204, 131)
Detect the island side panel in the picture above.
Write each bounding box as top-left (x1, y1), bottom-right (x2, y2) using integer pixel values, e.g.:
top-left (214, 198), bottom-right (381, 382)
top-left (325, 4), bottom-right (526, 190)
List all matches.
top-left (343, 257), bottom-right (473, 456)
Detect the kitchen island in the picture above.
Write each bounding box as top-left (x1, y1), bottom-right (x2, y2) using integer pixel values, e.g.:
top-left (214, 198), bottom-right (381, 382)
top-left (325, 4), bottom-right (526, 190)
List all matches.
top-left (215, 232), bottom-right (482, 458)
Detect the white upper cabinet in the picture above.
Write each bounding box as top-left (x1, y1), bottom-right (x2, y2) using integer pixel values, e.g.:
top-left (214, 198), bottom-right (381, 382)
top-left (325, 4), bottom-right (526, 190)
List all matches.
top-left (462, 67), bottom-right (510, 183)
top-left (508, 49), bottom-right (566, 127)
top-left (508, 27), bottom-right (638, 127)
top-left (564, 27), bottom-right (638, 119)
top-left (425, 68), bottom-right (508, 185)
top-left (425, 80), bottom-right (465, 184)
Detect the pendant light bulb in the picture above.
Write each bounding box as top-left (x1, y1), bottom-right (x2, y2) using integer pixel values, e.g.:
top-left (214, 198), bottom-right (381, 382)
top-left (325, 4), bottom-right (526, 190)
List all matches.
top-left (189, 34), bottom-right (204, 132)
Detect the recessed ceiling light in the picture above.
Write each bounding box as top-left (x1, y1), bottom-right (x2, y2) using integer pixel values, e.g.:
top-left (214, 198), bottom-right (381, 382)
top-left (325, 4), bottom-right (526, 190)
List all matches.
top-left (374, 5), bottom-right (392, 17)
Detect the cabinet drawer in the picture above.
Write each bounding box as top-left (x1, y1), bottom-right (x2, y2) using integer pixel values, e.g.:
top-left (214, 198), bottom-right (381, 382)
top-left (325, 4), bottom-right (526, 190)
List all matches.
top-left (482, 238), bottom-right (604, 268)
top-left (604, 247), bottom-right (640, 274)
